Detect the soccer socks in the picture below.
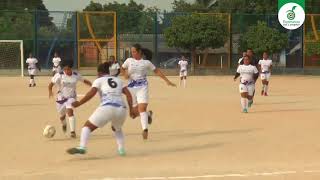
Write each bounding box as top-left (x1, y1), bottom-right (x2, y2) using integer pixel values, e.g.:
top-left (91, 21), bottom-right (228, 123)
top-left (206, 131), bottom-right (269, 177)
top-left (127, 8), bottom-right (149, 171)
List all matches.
top-left (68, 116), bottom-right (76, 132)
top-left (79, 126), bottom-right (91, 148)
top-left (241, 97), bottom-right (248, 109)
top-left (140, 112), bottom-right (148, 130)
top-left (114, 130), bottom-right (125, 151)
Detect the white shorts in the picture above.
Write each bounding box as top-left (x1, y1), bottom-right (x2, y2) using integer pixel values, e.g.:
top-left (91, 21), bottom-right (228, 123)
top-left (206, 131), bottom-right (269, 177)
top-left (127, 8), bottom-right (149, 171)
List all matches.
top-left (239, 83), bottom-right (255, 96)
top-left (128, 86), bottom-right (149, 106)
top-left (56, 98), bottom-right (76, 116)
top-left (89, 105), bottom-right (127, 130)
top-left (52, 66), bottom-right (61, 74)
top-left (28, 68), bottom-right (37, 75)
top-left (260, 72), bottom-right (271, 80)
top-left (179, 70), bottom-right (187, 77)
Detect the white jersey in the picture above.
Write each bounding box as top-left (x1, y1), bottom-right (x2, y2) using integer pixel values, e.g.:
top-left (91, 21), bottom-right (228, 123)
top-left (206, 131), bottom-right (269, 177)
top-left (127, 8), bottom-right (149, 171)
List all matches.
top-left (236, 64), bottom-right (258, 84)
top-left (178, 60), bottom-right (188, 71)
top-left (122, 58), bottom-right (156, 88)
top-left (258, 59), bottom-right (272, 73)
top-left (92, 76), bottom-right (125, 107)
top-left (51, 72), bottom-right (84, 100)
top-left (26, 58), bottom-right (38, 69)
top-left (52, 57), bottom-right (61, 67)
top-left (109, 62), bottom-right (120, 76)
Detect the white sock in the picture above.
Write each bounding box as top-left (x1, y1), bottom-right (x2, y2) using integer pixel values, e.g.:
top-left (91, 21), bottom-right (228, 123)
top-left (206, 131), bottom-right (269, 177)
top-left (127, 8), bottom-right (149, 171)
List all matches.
top-left (262, 84), bottom-right (265, 91)
top-left (114, 130), bottom-right (125, 150)
top-left (79, 126), bottom-right (91, 148)
top-left (68, 116), bottom-right (76, 132)
top-left (264, 85), bottom-right (268, 93)
top-left (29, 79), bottom-right (33, 84)
top-left (241, 98), bottom-right (248, 109)
top-left (183, 79), bottom-right (186, 88)
top-left (140, 112), bottom-right (148, 130)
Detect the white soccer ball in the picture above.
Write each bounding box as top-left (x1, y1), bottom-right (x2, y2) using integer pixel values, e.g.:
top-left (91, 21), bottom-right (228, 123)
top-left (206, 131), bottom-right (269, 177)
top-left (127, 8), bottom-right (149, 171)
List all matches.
top-left (43, 125), bottom-right (56, 138)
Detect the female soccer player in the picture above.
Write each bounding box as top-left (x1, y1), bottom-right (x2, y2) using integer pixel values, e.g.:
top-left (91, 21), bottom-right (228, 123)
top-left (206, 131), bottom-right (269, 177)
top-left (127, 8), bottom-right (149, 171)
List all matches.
top-left (52, 52), bottom-right (61, 76)
top-left (178, 55), bottom-right (188, 88)
top-left (258, 52), bottom-right (273, 96)
top-left (108, 55), bottom-right (120, 77)
top-left (66, 62), bottom-right (133, 155)
top-left (234, 55), bottom-right (259, 113)
top-left (26, 53), bottom-right (40, 87)
top-left (48, 60), bottom-right (91, 138)
top-left (122, 44), bottom-right (176, 140)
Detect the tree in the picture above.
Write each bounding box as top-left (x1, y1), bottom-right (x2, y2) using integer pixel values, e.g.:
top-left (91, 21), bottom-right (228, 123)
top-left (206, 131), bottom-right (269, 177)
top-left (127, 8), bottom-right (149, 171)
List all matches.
top-left (164, 14), bottom-right (228, 70)
top-left (240, 21), bottom-right (288, 55)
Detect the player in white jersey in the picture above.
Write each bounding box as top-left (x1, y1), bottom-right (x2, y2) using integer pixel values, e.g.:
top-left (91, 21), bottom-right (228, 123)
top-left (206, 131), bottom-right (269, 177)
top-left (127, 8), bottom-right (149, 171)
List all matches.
top-left (178, 55), bottom-right (188, 88)
top-left (122, 44), bottom-right (176, 140)
top-left (52, 52), bottom-right (62, 76)
top-left (258, 52), bottom-right (273, 96)
top-left (48, 60), bottom-right (92, 138)
top-left (66, 62), bottom-right (133, 155)
top-left (108, 55), bottom-right (120, 76)
top-left (26, 53), bottom-right (40, 87)
top-left (234, 56), bottom-right (259, 113)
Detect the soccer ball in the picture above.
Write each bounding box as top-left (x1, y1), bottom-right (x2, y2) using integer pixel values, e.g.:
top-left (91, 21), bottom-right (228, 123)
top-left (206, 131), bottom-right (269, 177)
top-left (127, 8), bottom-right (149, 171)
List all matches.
top-left (43, 125), bottom-right (56, 138)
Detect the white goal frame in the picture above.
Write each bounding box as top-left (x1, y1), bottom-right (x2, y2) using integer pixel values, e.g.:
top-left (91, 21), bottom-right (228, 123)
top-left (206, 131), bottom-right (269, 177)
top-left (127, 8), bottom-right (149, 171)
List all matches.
top-left (0, 40), bottom-right (24, 77)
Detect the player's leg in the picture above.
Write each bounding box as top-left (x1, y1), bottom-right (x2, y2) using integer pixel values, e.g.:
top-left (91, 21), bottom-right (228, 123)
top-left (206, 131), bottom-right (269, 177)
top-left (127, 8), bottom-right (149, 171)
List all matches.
top-left (67, 106), bottom-right (112, 155)
top-left (111, 107), bottom-right (127, 156)
top-left (128, 87), bottom-right (139, 118)
top-left (261, 73), bottom-right (266, 95)
top-left (264, 73), bottom-right (270, 96)
top-left (239, 84), bottom-right (249, 113)
top-left (247, 84), bottom-right (255, 109)
top-left (56, 102), bottom-right (67, 133)
top-left (183, 71), bottom-right (187, 88)
top-left (29, 75), bottom-right (35, 87)
top-left (66, 98), bottom-right (77, 138)
top-left (179, 72), bottom-right (183, 87)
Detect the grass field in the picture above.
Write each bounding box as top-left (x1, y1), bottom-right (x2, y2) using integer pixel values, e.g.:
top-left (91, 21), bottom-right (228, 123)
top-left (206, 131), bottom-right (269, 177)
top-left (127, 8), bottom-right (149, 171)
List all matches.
top-left (1, 75), bottom-right (320, 180)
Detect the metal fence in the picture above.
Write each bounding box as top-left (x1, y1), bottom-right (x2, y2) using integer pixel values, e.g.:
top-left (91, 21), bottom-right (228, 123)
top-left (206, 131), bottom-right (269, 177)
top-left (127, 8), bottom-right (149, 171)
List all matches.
top-left (0, 10), bottom-right (319, 75)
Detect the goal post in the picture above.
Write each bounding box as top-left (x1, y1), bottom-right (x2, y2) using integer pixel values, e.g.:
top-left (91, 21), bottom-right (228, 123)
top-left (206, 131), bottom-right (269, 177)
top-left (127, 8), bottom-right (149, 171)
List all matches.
top-left (0, 40), bottom-right (24, 77)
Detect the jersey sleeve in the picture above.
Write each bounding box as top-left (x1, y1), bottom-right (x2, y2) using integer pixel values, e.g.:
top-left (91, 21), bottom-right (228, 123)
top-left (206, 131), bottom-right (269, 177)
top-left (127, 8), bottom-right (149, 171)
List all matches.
top-left (258, 60), bottom-right (262, 65)
top-left (51, 73), bottom-right (61, 84)
top-left (236, 66), bottom-right (241, 73)
top-left (26, 58), bottom-right (29, 63)
top-left (35, 59), bottom-right (38, 64)
top-left (92, 78), bottom-right (101, 89)
top-left (76, 73), bottom-right (85, 82)
top-left (122, 59), bottom-right (130, 69)
top-left (147, 61), bottom-right (156, 71)
top-left (178, 61), bottom-right (181, 65)
top-left (115, 63), bottom-right (120, 69)
top-left (270, 60), bottom-right (273, 65)
top-left (253, 66), bottom-right (259, 74)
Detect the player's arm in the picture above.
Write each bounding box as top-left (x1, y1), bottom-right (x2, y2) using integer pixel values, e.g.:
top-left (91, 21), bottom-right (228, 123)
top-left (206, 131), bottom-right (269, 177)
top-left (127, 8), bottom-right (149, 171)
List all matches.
top-left (72, 87), bottom-right (97, 108)
top-left (253, 67), bottom-right (259, 82)
top-left (153, 68), bottom-right (176, 87)
top-left (36, 59), bottom-right (41, 71)
top-left (234, 66), bottom-right (240, 81)
top-left (122, 87), bottom-right (134, 117)
top-left (83, 79), bottom-right (92, 86)
top-left (115, 66), bottom-right (121, 76)
top-left (48, 82), bottom-right (54, 98)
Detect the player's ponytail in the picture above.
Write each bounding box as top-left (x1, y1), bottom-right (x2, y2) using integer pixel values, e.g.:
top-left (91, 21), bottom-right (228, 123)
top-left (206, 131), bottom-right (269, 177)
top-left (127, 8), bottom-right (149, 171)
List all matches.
top-left (141, 48), bottom-right (152, 60)
top-left (97, 62), bottom-right (110, 74)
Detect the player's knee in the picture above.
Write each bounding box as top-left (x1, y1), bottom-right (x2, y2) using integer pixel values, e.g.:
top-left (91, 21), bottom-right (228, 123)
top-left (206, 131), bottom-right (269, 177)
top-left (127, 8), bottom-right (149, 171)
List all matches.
top-left (84, 121), bottom-right (97, 131)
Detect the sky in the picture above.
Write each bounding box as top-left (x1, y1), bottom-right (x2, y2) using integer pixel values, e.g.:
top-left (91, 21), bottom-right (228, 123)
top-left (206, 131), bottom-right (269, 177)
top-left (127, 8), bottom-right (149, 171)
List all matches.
top-left (43, 0), bottom-right (194, 12)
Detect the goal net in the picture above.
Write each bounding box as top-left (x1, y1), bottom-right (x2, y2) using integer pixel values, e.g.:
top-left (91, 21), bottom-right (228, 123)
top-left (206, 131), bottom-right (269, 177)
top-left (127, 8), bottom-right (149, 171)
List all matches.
top-left (0, 40), bottom-right (24, 76)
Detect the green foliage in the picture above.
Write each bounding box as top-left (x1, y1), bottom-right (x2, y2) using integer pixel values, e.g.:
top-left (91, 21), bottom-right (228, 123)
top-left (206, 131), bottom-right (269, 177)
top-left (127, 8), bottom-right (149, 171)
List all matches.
top-left (164, 14), bottom-right (228, 51)
top-left (240, 21), bottom-right (288, 55)
top-left (306, 42), bottom-right (320, 56)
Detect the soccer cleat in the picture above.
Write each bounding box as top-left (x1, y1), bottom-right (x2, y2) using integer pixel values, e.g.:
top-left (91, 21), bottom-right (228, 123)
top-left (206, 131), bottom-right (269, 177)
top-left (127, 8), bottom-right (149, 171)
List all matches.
top-left (242, 108), bottom-right (248, 113)
top-left (118, 148), bottom-right (126, 156)
top-left (67, 147), bottom-right (86, 155)
top-left (62, 124), bottom-right (67, 133)
top-left (70, 131), bottom-right (76, 138)
top-left (142, 129), bottom-right (148, 140)
top-left (29, 84), bottom-right (32, 87)
top-left (261, 90), bottom-right (264, 96)
top-left (264, 92), bottom-right (268, 96)
top-left (148, 110), bottom-right (153, 125)
top-left (33, 83), bottom-right (36, 87)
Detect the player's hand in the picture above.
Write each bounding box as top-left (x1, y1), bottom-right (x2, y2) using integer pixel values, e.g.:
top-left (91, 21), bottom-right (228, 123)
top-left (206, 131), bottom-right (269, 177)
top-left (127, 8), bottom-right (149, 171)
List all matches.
top-left (129, 109), bottom-right (136, 119)
top-left (72, 101), bottom-right (81, 108)
top-left (167, 81), bottom-right (176, 87)
top-left (49, 91), bottom-right (54, 99)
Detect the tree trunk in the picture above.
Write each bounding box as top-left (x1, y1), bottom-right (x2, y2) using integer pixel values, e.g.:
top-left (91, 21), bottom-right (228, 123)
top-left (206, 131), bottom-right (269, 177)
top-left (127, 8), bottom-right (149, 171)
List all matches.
top-left (202, 48), bottom-right (209, 66)
top-left (191, 48), bottom-right (197, 73)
